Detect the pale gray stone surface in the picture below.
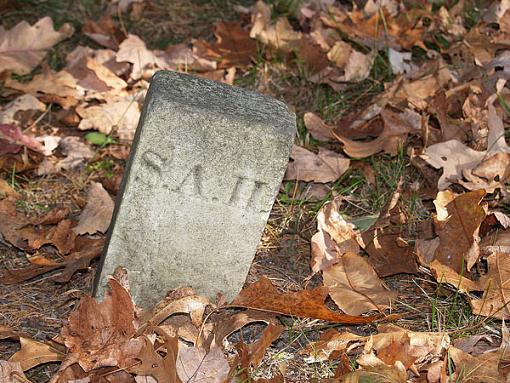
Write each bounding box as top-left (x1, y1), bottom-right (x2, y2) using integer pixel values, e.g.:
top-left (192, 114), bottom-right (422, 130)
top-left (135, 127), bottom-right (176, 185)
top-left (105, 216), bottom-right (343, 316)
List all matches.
top-left (94, 70), bottom-right (296, 307)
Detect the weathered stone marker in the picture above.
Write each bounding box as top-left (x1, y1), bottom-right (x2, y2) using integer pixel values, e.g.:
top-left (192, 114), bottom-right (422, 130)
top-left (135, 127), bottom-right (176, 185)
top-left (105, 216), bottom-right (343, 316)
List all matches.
top-left (94, 71), bottom-right (296, 307)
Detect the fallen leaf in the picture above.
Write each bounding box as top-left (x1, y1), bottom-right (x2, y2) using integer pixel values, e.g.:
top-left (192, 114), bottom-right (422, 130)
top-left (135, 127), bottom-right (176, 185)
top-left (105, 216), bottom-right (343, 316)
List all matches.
top-left (139, 289), bottom-right (211, 334)
top-left (22, 218), bottom-right (76, 255)
top-left (284, 145), bottom-right (349, 183)
top-left (129, 328), bottom-right (180, 383)
top-left (61, 278), bottom-right (140, 371)
top-left (0, 361), bottom-right (29, 383)
top-left (213, 310), bottom-right (278, 348)
top-left (0, 237), bottom-right (104, 284)
top-left (421, 104), bottom-right (510, 191)
top-left (343, 50), bottom-right (375, 82)
top-left (114, 0), bottom-right (143, 12)
top-left (431, 253), bottom-right (510, 319)
top-left (323, 252), bottom-right (398, 315)
top-left (326, 40), bottom-right (351, 68)
top-left (195, 21), bottom-right (257, 68)
top-left (361, 188), bottom-right (419, 277)
top-left (0, 17), bottom-right (74, 75)
top-left (305, 324), bottom-right (449, 365)
top-left (311, 199), bottom-right (363, 273)
top-left (83, 16), bottom-right (124, 50)
top-left (163, 44), bottom-right (217, 72)
top-left (250, 1), bottom-right (302, 52)
top-left (433, 189), bottom-right (486, 273)
top-left (482, 228), bottom-right (510, 254)
top-left (303, 112), bottom-right (336, 141)
top-left (248, 323), bottom-right (284, 368)
top-left (447, 346), bottom-right (505, 382)
top-left (342, 365), bottom-right (408, 383)
top-left (66, 47), bottom-right (127, 94)
top-left (176, 344), bottom-right (229, 383)
top-left (5, 70), bottom-right (79, 109)
top-left (116, 34), bottom-right (167, 80)
top-left (232, 276), bottom-right (381, 324)
top-left (433, 190), bottom-right (456, 221)
top-left (388, 48), bottom-right (415, 75)
top-left (335, 107), bottom-right (422, 158)
top-left (76, 98), bottom-right (140, 141)
top-left (320, 6), bottom-right (426, 50)
top-left (37, 136), bottom-right (95, 175)
top-left (74, 182), bottom-right (114, 235)
top-left (0, 94), bottom-right (46, 125)
top-left (0, 179), bottom-right (20, 199)
top-left (0, 123), bottom-right (45, 155)
top-left (470, 252), bottom-right (510, 319)
top-left (421, 140), bottom-right (485, 190)
top-left (9, 337), bottom-right (64, 371)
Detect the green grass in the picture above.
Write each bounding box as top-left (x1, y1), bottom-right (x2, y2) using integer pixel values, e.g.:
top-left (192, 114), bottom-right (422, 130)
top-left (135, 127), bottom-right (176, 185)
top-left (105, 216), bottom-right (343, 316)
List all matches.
top-left (86, 158), bottom-right (115, 178)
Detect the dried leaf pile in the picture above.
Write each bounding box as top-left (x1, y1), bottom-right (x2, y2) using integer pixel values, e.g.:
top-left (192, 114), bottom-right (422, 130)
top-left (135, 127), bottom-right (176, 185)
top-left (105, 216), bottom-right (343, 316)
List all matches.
top-left (1, 0), bottom-right (510, 381)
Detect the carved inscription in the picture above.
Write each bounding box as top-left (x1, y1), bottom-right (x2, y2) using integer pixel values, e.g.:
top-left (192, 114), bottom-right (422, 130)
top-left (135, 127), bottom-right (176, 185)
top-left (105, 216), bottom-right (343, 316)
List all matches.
top-left (172, 165), bottom-right (203, 196)
top-left (137, 150), bottom-right (271, 211)
top-left (229, 176), bottom-right (269, 210)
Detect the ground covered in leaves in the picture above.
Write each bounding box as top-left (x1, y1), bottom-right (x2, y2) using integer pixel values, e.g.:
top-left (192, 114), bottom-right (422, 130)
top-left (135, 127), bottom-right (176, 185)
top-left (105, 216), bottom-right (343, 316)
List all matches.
top-left (1, 0), bottom-right (510, 382)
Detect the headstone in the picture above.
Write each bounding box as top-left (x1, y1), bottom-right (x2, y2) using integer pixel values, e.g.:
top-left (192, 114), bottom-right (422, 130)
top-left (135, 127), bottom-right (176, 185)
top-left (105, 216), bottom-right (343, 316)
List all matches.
top-left (94, 70), bottom-right (296, 307)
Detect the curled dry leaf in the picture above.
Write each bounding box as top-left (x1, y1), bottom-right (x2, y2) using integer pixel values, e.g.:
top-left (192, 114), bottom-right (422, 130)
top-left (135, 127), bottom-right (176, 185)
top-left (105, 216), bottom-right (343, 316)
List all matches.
top-left (9, 337), bottom-right (65, 371)
top-left (433, 189), bottom-right (486, 273)
top-left (83, 16), bottom-right (124, 50)
top-left (303, 112), bottom-right (336, 141)
top-left (232, 276), bottom-right (381, 324)
top-left (311, 198), bottom-right (362, 273)
top-left (139, 289), bottom-right (211, 334)
top-left (0, 16), bottom-right (74, 75)
top-left (433, 190), bottom-right (456, 221)
top-left (335, 107), bottom-right (422, 158)
top-left (74, 182), bottom-right (114, 235)
top-left (284, 145), bottom-right (349, 183)
top-left (323, 252), bottom-right (398, 316)
top-left (213, 310), bottom-right (277, 348)
top-left (250, 0), bottom-right (302, 52)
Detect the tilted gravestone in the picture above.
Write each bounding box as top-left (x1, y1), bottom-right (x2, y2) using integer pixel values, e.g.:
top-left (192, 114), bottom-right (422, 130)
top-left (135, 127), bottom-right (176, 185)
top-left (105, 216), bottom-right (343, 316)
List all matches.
top-left (94, 70), bottom-right (296, 307)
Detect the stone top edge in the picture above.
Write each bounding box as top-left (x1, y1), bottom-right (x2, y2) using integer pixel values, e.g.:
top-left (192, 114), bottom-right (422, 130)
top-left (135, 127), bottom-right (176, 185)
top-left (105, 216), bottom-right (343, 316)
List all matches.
top-left (150, 70), bottom-right (296, 135)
